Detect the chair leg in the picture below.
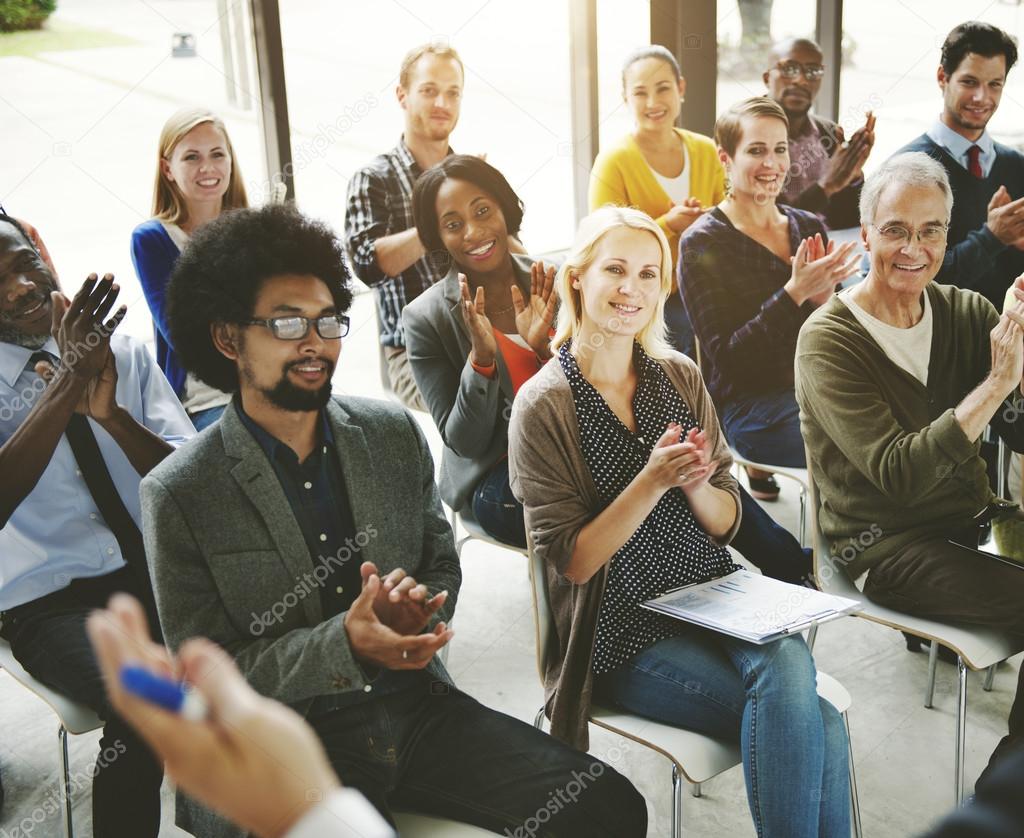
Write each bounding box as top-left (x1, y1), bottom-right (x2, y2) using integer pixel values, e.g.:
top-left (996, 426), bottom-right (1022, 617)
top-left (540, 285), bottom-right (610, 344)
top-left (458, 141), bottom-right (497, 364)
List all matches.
top-left (59, 724), bottom-right (74, 838)
top-left (844, 711), bottom-right (862, 838)
top-left (798, 487), bottom-right (807, 548)
top-left (955, 656), bottom-right (968, 806)
top-left (691, 782), bottom-right (701, 798)
top-left (671, 763), bottom-right (683, 838)
top-left (533, 706), bottom-right (546, 731)
top-left (984, 663), bottom-right (996, 692)
top-left (925, 640), bottom-right (939, 709)
top-left (806, 623), bottom-right (819, 653)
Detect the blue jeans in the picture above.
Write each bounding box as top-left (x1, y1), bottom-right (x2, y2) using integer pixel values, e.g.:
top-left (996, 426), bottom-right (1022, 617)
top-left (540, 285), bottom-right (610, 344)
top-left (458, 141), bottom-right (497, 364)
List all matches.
top-left (665, 292), bottom-right (696, 359)
top-left (188, 403), bottom-right (226, 432)
top-left (472, 458), bottom-right (527, 548)
top-left (723, 390), bottom-right (805, 468)
top-left (595, 633), bottom-right (850, 838)
top-left (309, 683), bottom-right (648, 836)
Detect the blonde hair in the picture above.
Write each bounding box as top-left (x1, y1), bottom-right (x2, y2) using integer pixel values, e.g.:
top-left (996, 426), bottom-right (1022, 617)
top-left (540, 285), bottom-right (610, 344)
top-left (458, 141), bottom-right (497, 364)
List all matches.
top-left (399, 42), bottom-right (464, 89)
top-left (152, 107), bottom-right (248, 225)
top-left (714, 96), bottom-right (789, 157)
top-left (553, 206), bottom-right (675, 359)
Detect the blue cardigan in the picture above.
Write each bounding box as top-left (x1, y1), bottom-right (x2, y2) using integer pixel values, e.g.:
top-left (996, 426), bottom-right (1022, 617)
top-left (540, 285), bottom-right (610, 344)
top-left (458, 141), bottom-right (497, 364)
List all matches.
top-left (131, 219), bottom-right (186, 396)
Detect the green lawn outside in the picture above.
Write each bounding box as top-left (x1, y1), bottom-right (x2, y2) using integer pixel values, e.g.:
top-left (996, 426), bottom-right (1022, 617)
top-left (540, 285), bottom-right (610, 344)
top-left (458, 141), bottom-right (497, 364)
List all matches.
top-left (0, 17), bottom-right (136, 56)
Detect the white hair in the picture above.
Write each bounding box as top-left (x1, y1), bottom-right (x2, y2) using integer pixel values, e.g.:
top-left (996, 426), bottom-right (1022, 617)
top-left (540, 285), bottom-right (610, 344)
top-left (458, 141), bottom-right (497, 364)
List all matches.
top-left (859, 152), bottom-right (954, 225)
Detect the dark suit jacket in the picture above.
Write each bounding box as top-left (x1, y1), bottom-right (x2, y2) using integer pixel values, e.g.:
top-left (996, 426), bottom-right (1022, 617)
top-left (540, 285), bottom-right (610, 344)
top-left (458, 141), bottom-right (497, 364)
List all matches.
top-left (142, 396), bottom-right (460, 837)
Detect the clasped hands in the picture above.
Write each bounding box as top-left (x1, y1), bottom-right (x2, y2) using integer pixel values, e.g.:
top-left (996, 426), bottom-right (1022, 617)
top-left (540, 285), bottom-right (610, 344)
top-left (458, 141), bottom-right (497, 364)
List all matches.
top-left (343, 561), bottom-right (453, 670)
top-left (642, 423), bottom-right (716, 496)
top-left (460, 260), bottom-right (558, 367)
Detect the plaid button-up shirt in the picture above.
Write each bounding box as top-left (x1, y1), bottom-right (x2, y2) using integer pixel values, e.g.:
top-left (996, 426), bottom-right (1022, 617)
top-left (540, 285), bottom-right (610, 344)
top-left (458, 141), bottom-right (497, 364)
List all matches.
top-left (344, 138), bottom-right (452, 348)
top-left (679, 205), bottom-right (827, 409)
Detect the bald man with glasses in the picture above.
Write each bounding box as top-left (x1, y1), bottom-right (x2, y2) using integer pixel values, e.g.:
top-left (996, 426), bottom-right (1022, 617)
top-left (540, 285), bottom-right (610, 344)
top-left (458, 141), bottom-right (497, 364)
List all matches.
top-left (763, 37), bottom-right (876, 229)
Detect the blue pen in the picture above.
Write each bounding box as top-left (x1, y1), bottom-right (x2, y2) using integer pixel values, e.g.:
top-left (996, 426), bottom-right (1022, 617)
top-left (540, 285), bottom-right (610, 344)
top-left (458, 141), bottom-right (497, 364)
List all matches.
top-left (120, 665), bottom-right (209, 721)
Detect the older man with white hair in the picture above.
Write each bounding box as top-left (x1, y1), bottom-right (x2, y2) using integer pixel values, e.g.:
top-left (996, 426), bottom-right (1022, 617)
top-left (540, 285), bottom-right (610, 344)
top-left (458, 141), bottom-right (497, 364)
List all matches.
top-left (796, 151), bottom-right (1024, 788)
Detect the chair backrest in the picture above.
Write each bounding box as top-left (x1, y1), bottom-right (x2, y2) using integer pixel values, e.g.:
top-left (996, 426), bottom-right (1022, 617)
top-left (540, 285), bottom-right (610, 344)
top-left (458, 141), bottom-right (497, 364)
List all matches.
top-left (804, 447), bottom-right (863, 599)
top-left (0, 639), bottom-right (102, 735)
top-left (526, 540), bottom-right (553, 684)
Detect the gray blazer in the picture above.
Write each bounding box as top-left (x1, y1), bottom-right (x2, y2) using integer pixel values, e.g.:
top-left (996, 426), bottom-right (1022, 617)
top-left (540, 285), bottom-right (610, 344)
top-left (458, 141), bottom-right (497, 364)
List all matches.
top-left (402, 254), bottom-right (535, 512)
top-left (141, 396), bottom-right (460, 837)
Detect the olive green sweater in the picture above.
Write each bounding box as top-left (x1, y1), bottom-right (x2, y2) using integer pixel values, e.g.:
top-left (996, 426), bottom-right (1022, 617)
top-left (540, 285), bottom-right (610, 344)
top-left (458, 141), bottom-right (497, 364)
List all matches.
top-left (796, 282), bottom-right (1024, 579)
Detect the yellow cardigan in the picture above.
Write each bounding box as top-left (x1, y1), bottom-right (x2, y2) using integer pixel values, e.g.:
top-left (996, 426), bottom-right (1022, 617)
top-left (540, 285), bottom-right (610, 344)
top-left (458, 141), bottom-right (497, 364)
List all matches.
top-left (588, 128), bottom-right (726, 271)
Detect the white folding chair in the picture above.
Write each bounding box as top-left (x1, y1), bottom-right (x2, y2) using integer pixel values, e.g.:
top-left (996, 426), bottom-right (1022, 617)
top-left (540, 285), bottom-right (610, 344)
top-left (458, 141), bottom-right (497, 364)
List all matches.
top-left (729, 447), bottom-right (810, 548)
top-left (526, 546), bottom-right (862, 837)
top-left (806, 462), bottom-right (1020, 804)
top-left (0, 638), bottom-right (103, 838)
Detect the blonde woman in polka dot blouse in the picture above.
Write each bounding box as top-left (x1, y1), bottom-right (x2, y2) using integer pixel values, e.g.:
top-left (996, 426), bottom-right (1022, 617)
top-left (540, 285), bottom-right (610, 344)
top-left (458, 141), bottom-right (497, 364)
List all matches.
top-left (508, 206), bottom-right (849, 838)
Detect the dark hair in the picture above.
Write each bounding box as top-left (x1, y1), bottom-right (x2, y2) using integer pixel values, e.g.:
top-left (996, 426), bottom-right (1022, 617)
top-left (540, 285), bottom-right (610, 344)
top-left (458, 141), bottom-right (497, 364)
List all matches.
top-left (621, 45), bottom-right (682, 90)
top-left (167, 203), bottom-right (353, 393)
top-left (941, 21), bottom-right (1017, 76)
top-left (412, 155), bottom-right (524, 254)
top-left (0, 214), bottom-right (38, 254)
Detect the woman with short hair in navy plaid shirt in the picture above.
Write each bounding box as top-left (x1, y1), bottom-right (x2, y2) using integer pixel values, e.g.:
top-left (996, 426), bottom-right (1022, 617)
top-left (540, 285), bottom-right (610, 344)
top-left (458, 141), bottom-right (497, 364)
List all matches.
top-left (679, 97), bottom-right (859, 498)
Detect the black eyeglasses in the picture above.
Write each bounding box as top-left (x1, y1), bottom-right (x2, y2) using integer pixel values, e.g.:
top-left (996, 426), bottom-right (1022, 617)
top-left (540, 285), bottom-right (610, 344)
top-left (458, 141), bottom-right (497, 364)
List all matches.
top-left (241, 314), bottom-right (350, 340)
top-left (775, 60), bottom-right (826, 80)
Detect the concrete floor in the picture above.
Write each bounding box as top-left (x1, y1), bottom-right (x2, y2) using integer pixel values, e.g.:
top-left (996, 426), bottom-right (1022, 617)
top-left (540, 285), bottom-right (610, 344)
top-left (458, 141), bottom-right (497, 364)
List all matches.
top-left (0, 290), bottom-right (1020, 838)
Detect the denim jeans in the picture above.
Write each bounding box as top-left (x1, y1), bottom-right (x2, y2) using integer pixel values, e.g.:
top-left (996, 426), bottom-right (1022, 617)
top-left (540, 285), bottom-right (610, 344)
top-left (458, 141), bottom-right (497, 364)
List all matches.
top-left (665, 292), bottom-right (696, 359)
top-left (188, 403), bottom-right (226, 432)
top-left (595, 633), bottom-right (850, 838)
top-left (723, 390), bottom-right (805, 468)
top-left (472, 458), bottom-right (527, 548)
top-left (0, 567), bottom-right (164, 837)
top-left (309, 682), bottom-right (648, 837)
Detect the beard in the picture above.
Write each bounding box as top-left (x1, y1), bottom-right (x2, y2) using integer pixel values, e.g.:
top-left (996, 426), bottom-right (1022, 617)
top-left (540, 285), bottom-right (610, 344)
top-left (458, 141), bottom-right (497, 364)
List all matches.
top-left (0, 272), bottom-right (57, 350)
top-left (245, 356), bottom-right (337, 412)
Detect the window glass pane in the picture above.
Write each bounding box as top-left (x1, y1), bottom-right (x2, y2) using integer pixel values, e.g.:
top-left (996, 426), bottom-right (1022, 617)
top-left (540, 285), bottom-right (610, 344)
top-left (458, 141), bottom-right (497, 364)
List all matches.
top-left (840, 5), bottom-right (1024, 168)
top-left (717, 0), bottom-right (818, 115)
top-left (0, 1), bottom-right (264, 345)
top-left (279, 2), bottom-right (574, 257)
top-left (596, 1), bottom-right (650, 150)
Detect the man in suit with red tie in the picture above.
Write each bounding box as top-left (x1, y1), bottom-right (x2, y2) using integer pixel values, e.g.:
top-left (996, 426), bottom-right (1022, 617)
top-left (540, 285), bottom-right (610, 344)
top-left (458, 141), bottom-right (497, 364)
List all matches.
top-left (896, 21), bottom-right (1024, 310)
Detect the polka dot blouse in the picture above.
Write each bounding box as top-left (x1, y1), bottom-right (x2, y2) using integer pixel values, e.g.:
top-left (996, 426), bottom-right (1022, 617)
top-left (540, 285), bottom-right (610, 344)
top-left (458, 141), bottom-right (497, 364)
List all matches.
top-left (559, 343), bottom-right (739, 675)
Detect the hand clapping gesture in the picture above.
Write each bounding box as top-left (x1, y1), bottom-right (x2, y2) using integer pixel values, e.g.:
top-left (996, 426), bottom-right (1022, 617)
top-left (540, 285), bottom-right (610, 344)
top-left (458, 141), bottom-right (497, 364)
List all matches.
top-left (665, 197), bottom-right (705, 234)
top-left (785, 233), bottom-right (860, 307)
top-left (641, 423), bottom-right (717, 497)
top-left (512, 261), bottom-right (558, 360)
top-left (459, 273), bottom-right (498, 368)
top-left (821, 111), bottom-right (875, 196)
top-left (986, 186), bottom-right (1024, 250)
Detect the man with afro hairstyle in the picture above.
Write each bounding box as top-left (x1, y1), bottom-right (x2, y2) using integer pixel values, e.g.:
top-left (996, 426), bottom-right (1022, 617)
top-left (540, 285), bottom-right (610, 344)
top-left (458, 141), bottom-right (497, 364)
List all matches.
top-left (145, 203), bottom-right (648, 838)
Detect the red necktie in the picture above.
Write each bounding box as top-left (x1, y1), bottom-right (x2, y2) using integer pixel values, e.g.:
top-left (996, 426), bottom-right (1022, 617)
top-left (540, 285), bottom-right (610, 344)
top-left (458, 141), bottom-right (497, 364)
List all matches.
top-left (967, 145), bottom-right (983, 179)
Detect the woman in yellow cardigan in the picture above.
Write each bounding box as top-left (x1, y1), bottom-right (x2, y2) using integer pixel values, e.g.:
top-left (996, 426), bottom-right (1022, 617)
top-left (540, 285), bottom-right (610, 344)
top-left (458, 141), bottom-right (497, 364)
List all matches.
top-left (589, 45), bottom-right (725, 357)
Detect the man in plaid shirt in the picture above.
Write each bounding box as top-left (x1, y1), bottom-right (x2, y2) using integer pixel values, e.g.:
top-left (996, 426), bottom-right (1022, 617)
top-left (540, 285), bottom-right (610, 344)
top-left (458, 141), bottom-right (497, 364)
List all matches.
top-left (345, 43), bottom-right (464, 411)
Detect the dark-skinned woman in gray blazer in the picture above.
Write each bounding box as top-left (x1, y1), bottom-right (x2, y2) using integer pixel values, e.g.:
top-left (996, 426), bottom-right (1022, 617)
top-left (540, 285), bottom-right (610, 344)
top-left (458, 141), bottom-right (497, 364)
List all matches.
top-left (403, 155), bottom-right (556, 547)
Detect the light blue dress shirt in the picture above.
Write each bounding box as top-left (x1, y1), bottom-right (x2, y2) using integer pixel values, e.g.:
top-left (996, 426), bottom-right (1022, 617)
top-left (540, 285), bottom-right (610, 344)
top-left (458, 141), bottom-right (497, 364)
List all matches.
top-left (926, 119), bottom-right (996, 178)
top-left (0, 334), bottom-right (194, 610)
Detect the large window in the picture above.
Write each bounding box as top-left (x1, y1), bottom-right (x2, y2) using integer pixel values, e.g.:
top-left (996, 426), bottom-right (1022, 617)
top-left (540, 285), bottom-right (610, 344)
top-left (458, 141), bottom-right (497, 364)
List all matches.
top-left (0, 0), bottom-right (264, 345)
top-left (278, 1), bottom-right (575, 256)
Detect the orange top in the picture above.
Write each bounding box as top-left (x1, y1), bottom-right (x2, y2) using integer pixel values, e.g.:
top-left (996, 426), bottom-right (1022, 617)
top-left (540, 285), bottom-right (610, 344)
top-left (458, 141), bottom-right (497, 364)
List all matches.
top-left (471, 330), bottom-right (543, 395)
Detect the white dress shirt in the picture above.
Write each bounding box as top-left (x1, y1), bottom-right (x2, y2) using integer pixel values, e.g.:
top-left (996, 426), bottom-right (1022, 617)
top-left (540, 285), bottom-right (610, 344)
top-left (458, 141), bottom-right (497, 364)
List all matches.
top-left (285, 789), bottom-right (395, 838)
top-left (0, 334), bottom-right (194, 610)
top-left (926, 119), bottom-right (996, 178)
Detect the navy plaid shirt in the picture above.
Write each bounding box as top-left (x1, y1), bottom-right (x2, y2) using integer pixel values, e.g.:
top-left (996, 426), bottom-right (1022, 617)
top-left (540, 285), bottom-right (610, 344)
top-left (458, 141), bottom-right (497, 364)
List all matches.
top-left (678, 205), bottom-right (827, 409)
top-left (344, 138), bottom-right (452, 348)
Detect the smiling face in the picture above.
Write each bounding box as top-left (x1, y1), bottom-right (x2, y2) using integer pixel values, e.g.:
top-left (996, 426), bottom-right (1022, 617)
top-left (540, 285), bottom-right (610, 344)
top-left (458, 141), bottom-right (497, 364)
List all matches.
top-left (160, 121), bottom-right (232, 213)
top-left (623, 57), bottom-right (685, 133)
top-left (399, 54), bottom-right (463, 144)
top-left (225, 274), bottom-right (341, 413)
top-left (574, 226), bottom-right (663, 340)
top-left (863, 183), bottom-right (949, 297)
top-left (0, 220), bottom-right (58, 348)
top-left (764, 42), bottom-right (823, 122)
top-left (721, 115), bottom-right (789, 203)
top-left (938, 52), bottom-right (1006, 140)
top-left (434, 177), bottom-right (511, 275)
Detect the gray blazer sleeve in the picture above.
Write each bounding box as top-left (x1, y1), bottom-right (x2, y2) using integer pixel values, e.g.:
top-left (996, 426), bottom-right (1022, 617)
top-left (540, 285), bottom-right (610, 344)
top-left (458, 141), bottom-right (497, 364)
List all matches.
top-left (141, 475), bottom-right (377, 705)
top-left (403, 298), bottom-right (504, 460)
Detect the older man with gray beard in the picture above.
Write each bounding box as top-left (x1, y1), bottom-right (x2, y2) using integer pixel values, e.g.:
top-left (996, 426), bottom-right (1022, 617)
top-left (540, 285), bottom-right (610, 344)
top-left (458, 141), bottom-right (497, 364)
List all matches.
top-left (796, 152), bottom-right (1024, 789)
